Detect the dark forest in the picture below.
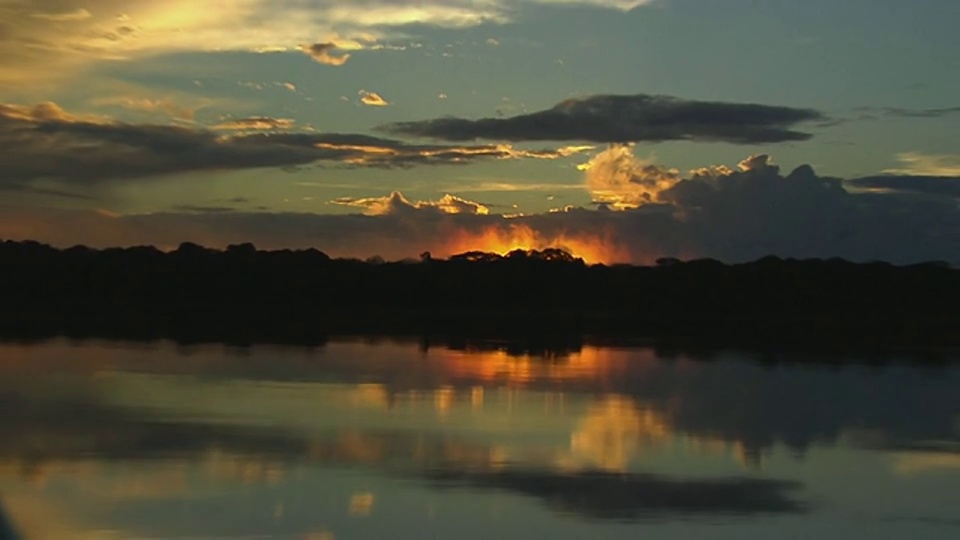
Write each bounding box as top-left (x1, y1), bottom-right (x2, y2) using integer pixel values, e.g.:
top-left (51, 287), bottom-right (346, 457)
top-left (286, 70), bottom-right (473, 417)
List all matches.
top-left (2, 240), bottom-right (957, 352)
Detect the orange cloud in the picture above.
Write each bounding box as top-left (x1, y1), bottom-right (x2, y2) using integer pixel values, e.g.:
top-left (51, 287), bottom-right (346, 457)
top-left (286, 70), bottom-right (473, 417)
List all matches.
top-left (213, 117), bottom-right (296, 130)
top-left (94, 97), bottom-right (198, 121)
top-left (331, 191), bottom-right (490, 215)
top-left (359, 90), bottom-right (390, 107)
top-left (579, 145), bottom-right (681, 209)
top-left (0, 102), bottom-right (102, 123)
top-left (301, 43), bottom-right (351, 66)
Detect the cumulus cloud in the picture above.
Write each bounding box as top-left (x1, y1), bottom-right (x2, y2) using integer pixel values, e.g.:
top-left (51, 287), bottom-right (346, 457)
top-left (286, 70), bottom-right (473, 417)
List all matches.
top-left (359, 90), bottom-right (390, 107)
top-left (301, 42), bottom-right (351, 66)
top-left (331, 192), bottom-right (490, 215)
top-left (4, 149), bottom-right (958, 265)
top-left (381, 94), bottom-right (824, 144)
top-left (0, 102), bottom-right (590, 191)
top-left (578, 145), bottom-right (681, 208)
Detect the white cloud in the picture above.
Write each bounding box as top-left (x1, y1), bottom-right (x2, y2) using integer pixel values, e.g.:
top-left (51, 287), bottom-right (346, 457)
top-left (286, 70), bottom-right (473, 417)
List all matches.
top-left (0, 0), bottom-right (659, 85)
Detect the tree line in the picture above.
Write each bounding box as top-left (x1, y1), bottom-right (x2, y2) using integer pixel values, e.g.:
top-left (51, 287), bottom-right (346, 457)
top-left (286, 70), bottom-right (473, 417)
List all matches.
top-left (1, 240), bottom-right (957, 352)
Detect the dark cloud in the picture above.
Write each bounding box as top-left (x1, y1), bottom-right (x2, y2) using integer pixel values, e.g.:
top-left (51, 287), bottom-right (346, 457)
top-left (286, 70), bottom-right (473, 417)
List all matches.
top-left (381, 94), bottom-right (824, 144)
top-left (846, 175), bottom-right (960, 198)
top-left (300, 42), bottom-right (350, 66)
top-left (425, 469), bottom-right (804, 518)
top-left (3, 150), bottom-right (957, 266)
top-left (1, 111), bottom-right (956, 265)
top-left (168, 205), bottom-right (241, 214)
top-left (0, 184), bottom-right (92, 200)
top-left (855, 106), bottom-right (960, 120)
top-left (0, 102), bottom-right (588, 190)
top-left (0, 110), bottom-right (318, 185)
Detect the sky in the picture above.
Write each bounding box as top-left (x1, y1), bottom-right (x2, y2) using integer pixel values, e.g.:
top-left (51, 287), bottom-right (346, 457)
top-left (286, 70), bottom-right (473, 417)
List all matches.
top-left (1, 0), bottom-right (958, 263)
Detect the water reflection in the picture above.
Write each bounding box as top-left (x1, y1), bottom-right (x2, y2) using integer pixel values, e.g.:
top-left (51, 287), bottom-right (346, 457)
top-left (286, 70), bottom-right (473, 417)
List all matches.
top-left (0, 339), bottom-right (957, 539)
top-left (0, 501), bottom-right (17, 540)
top-left (423, 469), bottom-right (803, 520)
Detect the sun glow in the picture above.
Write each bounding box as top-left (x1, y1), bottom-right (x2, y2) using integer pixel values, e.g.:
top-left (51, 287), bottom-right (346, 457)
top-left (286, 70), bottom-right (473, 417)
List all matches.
top-left (443, 223), bottom-right (630, 265)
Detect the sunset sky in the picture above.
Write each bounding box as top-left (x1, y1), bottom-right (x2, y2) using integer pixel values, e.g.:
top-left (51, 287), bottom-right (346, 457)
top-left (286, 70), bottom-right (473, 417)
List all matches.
top-left (1, 0), bottom-right (958, 263)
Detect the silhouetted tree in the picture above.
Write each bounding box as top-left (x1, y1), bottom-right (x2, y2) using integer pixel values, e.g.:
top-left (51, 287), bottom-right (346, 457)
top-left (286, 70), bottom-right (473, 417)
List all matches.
top-left (0, 240), bottom-right (957, 351)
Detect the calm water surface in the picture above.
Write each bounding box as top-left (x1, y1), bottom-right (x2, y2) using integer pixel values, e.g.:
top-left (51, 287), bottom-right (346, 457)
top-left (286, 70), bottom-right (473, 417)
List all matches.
top-left (0, 339), bottom-right (958, 539)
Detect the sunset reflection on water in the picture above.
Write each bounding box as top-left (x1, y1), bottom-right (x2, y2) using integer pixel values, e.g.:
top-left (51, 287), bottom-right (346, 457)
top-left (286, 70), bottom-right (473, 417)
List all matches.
top-left (0, 339), bottom-right (957, 539)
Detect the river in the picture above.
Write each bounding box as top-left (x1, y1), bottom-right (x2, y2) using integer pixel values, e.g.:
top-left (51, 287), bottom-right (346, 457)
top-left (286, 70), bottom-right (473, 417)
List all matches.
top-left (0, 339), bottom-right (957, 539)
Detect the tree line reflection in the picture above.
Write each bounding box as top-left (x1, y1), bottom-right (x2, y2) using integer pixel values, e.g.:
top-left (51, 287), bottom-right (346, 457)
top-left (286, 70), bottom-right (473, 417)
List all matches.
top-left (0, 339), bottom-right (957, 537)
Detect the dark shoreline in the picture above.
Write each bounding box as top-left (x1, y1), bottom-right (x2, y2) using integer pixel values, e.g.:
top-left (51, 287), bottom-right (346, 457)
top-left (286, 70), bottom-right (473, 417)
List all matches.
top-left (2, 240), bottom-right (958, 361)
top-left (2, 331), bottom-right (957, 367)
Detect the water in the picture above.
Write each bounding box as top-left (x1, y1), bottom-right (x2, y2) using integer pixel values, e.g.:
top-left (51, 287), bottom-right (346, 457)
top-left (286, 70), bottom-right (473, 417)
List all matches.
top-left (0, 339), bottom-right (957, 539)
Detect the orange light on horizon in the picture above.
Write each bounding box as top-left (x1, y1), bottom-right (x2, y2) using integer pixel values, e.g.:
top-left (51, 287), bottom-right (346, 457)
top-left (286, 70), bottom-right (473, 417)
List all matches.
top-left (443, 223), bottom-right (631, 265)
top-left (428, 346), bottom-right (655, 386)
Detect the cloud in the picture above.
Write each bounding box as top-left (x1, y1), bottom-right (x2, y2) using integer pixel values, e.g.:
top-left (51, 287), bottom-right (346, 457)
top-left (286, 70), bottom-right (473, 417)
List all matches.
top-left (169, 205), bottom-right (241, 214)
top-left (301, 42), bottom-right (351, 66)
top-left (0, 102), bottom-right (99, 123)
top-left (850, 152), bottom-right (960, 196)
top-left (856, 106), bottom-right (960, 120)
top-left (30, 8), bottom-right (94, 22)
top-left (0, 102), bottom-right (589, 189)
top-left (846, 175), bottom-right (960, 198)
top-left (579, 145), bottom-right (681, 208)
top-left (4, 146), bottom-right (958, 266)
top-left (381, 94), bottom-right (824, 144)
top-left (893, 452), bottom-right (960, 476)
top-left (0, 0), bottom-right (660, 85)
top-left (2, 103), bottom-right (956, 266)
top-left (305, 138), bottom-right (593, 167)
top-left (93, 97), bottom-right (199, 121)
top-left (440, 181), bottom-right (585, 193)
top-left (532, 0), bottom-right (654, 9)
top-left (213, 117), bottom-right (297, 131)
top-left (331, 192), bottom-right (490, 215)
top-left (359, 90), bottom-right (390, 107)
top-left (883, 152), bottom-right (960, 176)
